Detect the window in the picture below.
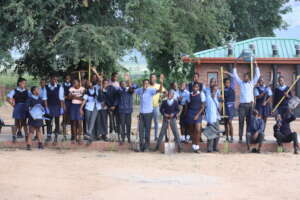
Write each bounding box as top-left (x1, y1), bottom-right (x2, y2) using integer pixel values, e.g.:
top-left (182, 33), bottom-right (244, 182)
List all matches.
top-left (207, 72), bottom-right (218, 84)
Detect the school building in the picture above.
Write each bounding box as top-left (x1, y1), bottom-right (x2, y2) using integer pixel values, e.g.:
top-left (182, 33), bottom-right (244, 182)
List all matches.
top-left (182, 37), bottom-right (300, 114)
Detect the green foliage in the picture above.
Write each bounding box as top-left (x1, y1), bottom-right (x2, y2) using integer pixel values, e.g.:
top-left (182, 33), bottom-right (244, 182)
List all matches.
top-left (0, 0), bottom-right (294, 81)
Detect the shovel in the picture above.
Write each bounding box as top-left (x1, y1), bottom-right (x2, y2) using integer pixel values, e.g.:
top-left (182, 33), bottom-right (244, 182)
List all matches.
top-left (164, 119), bottom-right (176, 154)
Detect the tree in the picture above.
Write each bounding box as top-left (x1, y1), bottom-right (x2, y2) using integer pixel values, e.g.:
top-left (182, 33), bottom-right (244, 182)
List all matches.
top-left (0, 0), bottom-right (135, 77)
top-left (228, 0), bottom-right (291, 40)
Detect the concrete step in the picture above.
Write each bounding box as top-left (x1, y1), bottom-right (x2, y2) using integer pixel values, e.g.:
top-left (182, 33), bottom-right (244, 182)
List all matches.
top-left (0, 140), bottom-right (296, 153)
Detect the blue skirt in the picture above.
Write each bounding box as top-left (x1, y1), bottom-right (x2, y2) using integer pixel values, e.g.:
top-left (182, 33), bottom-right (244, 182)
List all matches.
top-left (70, 103), bottom-right (83, 121)
top-left (48, 105), bottom-right (61, 117)
top-left (13, 103), bottom-right (28, 120)
top-left (186, 109), bottom-right (202, 124)
top-left (255, 104), bottom-right (271, 118)
top-left (28, 117), bottom-right (43, 128)
top-left (225, 103), bottom-right (235, 120)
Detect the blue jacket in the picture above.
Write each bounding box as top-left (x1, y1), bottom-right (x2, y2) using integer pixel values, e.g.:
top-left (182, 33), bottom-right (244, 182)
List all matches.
top-left (117, 87), bottom-right (134, 114)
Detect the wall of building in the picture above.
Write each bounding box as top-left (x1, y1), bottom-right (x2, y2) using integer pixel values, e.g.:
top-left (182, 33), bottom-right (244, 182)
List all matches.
top-left (195, 63), bottom-right (297, 110)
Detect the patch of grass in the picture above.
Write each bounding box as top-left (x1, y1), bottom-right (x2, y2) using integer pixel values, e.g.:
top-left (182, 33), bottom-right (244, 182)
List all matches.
top-left (0, 73), bottom-right (39, 89)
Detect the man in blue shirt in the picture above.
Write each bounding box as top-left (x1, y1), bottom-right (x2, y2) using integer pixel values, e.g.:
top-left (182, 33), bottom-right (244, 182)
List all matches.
top-left (135, 75), bottom-right (164, 152)
top-left (226, 60), bottom-right (260, 143)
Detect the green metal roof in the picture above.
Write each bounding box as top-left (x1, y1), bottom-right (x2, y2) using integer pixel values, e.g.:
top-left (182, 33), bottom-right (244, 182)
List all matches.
top-left (193, 37), bottom-right (300, 58)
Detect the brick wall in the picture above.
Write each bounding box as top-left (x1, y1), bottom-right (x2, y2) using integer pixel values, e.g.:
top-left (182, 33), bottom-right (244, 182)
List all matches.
top-left (195, 63), bottom-right (297, 108)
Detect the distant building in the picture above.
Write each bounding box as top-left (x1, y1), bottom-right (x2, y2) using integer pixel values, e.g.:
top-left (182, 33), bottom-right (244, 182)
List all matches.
top-left (183, 37), bottom-right (300, 113)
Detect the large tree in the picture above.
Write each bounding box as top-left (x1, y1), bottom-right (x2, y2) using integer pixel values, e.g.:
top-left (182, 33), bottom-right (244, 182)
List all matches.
top-left (0, 0), bottom-right (295, 80)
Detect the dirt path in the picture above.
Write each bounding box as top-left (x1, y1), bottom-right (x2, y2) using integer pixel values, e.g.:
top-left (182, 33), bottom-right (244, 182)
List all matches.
top-left (0, 150), bottom-right (299, 200)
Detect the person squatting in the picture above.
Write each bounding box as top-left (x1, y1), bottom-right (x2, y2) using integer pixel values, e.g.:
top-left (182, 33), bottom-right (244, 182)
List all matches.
top-left (6, 63), bottom-right (300, 154)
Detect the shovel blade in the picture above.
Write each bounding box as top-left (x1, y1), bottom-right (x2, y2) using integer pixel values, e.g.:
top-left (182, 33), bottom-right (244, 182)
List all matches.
top-left (164, 142), bottom-right (176, 154)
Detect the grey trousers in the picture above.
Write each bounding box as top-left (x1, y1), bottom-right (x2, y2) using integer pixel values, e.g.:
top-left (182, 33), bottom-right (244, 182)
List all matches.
top-left (238, 103), bottom-right (253, 140)
top-left (139, 113), bottom-right (153, 151)
top-left (155, 117), bottom-right (182, 150)
top-left (85, 107), bottom-right (98, 140)
top-left (119, 112), bottom-right (132, 142)
top-left (246, 132), bottom-right (264, 149)
top-left (207, 137), bottom-right (220, 152)
top-left (94, 110), bottom-right (108, 137)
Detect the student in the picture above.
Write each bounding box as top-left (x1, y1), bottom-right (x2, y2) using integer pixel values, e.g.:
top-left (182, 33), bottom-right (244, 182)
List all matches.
top-left (226, 61), bottom-right (260, 143)
top-left (154, 90), bottom-right (182, 152)
top-left (117, 76), bottom-right (135, 144)
top-left (81, 80), bottom-right (101, 144)
top-left (273, 76), bottom-right (292, 117)
top-left (178, 82), bottom-right (190, 143)
top-left (96, 79), bottom-right (110, 141)
top-left (44, 75), bottom-right (65, 143)
top-left (274, 110), bottom-right (299, 154)
top-left (169, 82), bottom-right (180, 100)
top-left (254, 77), bottom-right (272, 131)
top-left (246, 110), bottom-right (264, 153)
top-left (39, 79), bottom-right (47, 100)
top-left (188, 73), bottom-right (203, 93)
top-left (223, 78), bottom-right (235, 142)
top-left (7, 78), bottom-right (29, 142)
top-left (135, 75), bottom-right (164, 152)
top-left (69, 79), bottom-right (85, 144)
top-left (91, 74), bottom-right (99, 86)
top-left (149, 74), bottom-right (166, 141)
top-left (186, 83), bottom-right (206, 153)
top-left (62, 75), bottom-right (72, 141)
top-left (26, 86), bottom-right (45, 150)
top-left (204, 85), bottom-right (221, 153)
top-left (107, 73), bottom-right (119, 137)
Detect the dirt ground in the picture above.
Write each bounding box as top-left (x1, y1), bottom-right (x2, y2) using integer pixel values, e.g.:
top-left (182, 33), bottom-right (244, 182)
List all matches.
top-left (0, 103), bottom-right (300, 200)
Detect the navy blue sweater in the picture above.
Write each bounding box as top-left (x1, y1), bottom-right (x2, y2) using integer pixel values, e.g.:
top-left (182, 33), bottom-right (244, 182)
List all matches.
top-left (273, 114), bottom-right (296, 136)
top-left (117, 87), bottom-right (134, 114)
top-left (159, 100), bottom-right (180, 118)
top-left (250, 117), bottom-right (264, 135)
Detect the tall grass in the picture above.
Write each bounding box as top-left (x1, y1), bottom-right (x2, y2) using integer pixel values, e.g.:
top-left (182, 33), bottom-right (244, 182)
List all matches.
top-left (0, 73), bottom-right (39, 89)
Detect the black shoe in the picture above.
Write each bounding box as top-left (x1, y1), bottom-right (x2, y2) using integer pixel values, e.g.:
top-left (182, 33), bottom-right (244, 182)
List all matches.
top-left (239, 139), bottom-right (243, 144)
top-left (26, 144), bottom-right (31, 150)
top-left (38, 142), bottom-right (44, 149)
top-left (83, 135), bottom-right (89, 140)
top-left (17, 131), bottom-right (24, 138)
top-left (194, 150), bottom-right (199, 153)
top-left (86, 139), bottom-right (93, 145)
top-left (102, 135), bottom-right (108, 142)
top-left (256, 149), bottom-right (261, 154)
top-left (251, 148), bottom-right (257, 153)
top-left (12, 135), bottom-right (16, 143)
top-left (229, 137), bottom-right (234, 143)
top-left (294, 149), bottom-right (298, 154)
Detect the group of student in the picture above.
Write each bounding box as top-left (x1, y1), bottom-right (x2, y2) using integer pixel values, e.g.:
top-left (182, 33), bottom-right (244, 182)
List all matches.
top-left (6, 63), bottom-right (299, 154)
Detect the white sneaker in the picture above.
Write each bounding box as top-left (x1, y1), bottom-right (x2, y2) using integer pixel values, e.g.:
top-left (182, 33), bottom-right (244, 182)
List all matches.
top-left (180, 136), bottom-right (185, 142)
top-left (196, 145), bottom-right (200, 150)
top-left (186, 135), bottom-right (190, 142)
top-left (192, 144), bottom-right (196, 150)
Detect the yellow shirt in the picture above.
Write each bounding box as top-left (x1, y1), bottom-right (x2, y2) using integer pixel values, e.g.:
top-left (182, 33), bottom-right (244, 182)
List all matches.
top-left (149, 83), bottom-right (165, 107)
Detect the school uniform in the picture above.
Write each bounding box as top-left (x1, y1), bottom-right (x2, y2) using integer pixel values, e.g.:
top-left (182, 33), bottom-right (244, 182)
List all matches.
top-left (186, 91), bottom-right (206, 125)
top-left (96, 86), bottom-right (110, 139)
top-left (117, 86), bottom-right (135, 143)
top-left (108, 81), bottom-right (120, 134)
top-left (254, 86), bottom-right (272, 118)
top-left (69, 87), bottom-right (85, 121)
top-left (246, 116), bottom-right (264, 145)
top-left (178, 89), bottom-right (190, 139)
top-left (7, 87), bottom-right (29, 120)
top-left (224, 86), bottom-right (235, 120)
top-left (273, 85), bottom-right (292, 116)
top-left (63, 82), bottom-right (72, 116)
top-left (135, 87), bottom-right (157, 151)
top-left (44, 83), bottom-right (64, 139)
top-left (27, 95), bottom-right (45, 128)
top-left (273, 114), bottom-right (299, 152)
top-left (84, 88), bottom-right (101, 140)
top-left (231, 67), bottom-right (260, 141)
top-left (204, 90), bottom-right (221, 152)
top-left (155, 99), bottom-right (182, 151)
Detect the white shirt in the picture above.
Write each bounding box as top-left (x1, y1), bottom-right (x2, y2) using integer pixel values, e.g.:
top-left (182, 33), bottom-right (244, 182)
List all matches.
top-left (254, 86), bottom-right (273, 97)
top-left (232, 67), bottom-right (260, 103)
top-left (83, 88), bottom-right (102, 111)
